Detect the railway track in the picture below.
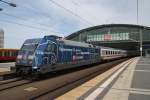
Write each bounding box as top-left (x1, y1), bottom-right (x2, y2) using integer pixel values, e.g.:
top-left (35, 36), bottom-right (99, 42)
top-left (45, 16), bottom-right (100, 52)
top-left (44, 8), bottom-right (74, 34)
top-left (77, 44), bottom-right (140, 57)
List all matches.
top-left (0, 58), bottom-right (132, 100)
top-left (0, 78), bottom-right (31, 91)
top-left (0, 77), bottom-right (21, 85)
top-left (33, 58), bottom-right (134, 100)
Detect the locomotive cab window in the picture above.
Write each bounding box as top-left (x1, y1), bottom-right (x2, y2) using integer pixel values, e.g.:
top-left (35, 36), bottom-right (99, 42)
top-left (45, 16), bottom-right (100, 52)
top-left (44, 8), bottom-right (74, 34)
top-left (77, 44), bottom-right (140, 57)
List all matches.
top-left (21, 43), bottom-right (38, 51)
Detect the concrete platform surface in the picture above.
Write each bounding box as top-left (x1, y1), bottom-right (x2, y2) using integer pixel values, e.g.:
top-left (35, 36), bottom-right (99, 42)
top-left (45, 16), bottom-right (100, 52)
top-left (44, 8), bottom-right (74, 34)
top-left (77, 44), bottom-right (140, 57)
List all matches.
top-left (0, 62), bottom-right (15, 72)
top-left (56, 57), bottom-right (150, 100)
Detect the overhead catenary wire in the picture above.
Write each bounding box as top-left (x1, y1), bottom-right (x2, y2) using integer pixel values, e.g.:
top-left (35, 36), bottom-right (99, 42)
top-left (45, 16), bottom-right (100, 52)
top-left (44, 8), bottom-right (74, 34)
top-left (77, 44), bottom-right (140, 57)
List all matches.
top-left (0, 19), bottom-right (65, 34)
top-left (49, 0), bottom-right (94, 26)
top-left (0, 1), bottom-right (92, 34)
top-left (1, 12), bottom-right (56, 30)
top-left (1, 1), bottom-right (90, 34)
top-left (14, 3), bottom-right (69, 27)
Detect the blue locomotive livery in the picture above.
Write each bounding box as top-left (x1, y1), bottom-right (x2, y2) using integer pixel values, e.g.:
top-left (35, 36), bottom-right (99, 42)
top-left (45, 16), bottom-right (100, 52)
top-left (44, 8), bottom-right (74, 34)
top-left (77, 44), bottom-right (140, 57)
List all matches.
top-left (15, 35), bottom-right (101, 74)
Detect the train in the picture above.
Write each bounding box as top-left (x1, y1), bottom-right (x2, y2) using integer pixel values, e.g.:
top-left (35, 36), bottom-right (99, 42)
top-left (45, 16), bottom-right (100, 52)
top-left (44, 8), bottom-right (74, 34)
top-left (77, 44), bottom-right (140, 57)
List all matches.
top-left (14, 35), bottom-right (132, 76)
top-left (0, 48), bottom-right (18, 62)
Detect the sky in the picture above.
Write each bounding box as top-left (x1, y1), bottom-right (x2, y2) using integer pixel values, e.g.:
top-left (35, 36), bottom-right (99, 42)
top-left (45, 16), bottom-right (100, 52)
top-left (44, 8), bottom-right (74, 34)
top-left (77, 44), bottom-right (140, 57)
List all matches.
top-left (0, 0), bottom-right (150, 49)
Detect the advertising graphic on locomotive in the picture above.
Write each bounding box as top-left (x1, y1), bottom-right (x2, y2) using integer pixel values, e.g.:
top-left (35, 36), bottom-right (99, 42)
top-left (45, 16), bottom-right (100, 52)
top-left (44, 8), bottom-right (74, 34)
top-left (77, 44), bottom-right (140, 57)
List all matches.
top-left (15, 35), bottom-right (130, 75)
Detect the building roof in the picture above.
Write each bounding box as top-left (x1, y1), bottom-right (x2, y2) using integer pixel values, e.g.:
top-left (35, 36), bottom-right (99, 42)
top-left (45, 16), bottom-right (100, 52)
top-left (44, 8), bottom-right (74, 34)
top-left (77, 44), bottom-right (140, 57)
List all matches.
top-left (66, 24), bottom-right (150, 39)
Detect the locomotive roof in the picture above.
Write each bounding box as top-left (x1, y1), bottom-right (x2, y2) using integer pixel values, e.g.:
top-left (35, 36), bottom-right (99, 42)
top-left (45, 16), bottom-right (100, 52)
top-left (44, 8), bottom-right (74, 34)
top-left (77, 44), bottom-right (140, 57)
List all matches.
top-left (24, 38), bottom-right (41, 45)
top-left (59, 39), bottom-right (95, 48)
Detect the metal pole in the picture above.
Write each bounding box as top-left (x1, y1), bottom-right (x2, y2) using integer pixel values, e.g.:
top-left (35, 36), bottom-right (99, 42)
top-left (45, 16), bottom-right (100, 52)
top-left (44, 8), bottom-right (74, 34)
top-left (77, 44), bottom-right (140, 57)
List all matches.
top-left (137, 0), bottom-right (139, 24)
top-left (137, 0), bottom-right (143, 57)
top-left (140, 29), bottom-right (143, 57)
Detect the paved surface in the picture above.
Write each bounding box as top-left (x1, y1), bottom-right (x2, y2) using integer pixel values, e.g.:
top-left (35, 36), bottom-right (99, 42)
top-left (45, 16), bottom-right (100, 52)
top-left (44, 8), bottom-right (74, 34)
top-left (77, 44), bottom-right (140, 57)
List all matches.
top-left (56, 57), bottom-right (150, 100)
top-left (56, 58), bottom-right (136, 100)
top-left (129, 57), bottom-right (150, 100)
top-left (0, 62), bottom-right (15, 72)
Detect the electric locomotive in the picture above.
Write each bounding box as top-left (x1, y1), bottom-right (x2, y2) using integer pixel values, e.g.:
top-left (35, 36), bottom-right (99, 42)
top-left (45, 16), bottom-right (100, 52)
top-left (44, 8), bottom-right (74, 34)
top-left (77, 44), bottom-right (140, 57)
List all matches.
top-left (15, 35), bottom-right (101, 75)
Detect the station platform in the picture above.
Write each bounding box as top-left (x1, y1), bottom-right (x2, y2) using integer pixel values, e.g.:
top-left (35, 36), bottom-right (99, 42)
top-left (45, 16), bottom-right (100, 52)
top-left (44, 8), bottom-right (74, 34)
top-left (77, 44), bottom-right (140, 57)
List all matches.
top-left (0, 62), bottom-right (15, 72)
top-left (56, 57), bottom-right (150, 100)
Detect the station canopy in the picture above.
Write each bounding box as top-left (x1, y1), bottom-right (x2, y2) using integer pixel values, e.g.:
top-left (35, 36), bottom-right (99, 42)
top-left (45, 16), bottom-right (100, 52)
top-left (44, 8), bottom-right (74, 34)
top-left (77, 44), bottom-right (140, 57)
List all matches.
top-left (66, 24), bottom-right (150, 52)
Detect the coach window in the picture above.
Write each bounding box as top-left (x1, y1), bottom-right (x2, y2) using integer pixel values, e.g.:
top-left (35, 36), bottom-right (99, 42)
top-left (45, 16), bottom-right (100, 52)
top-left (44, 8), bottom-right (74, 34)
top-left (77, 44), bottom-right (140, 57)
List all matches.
top-left (0, 51), bottom-right (2, 56)
top-left (4, 51), bottom-right (6, 56)
top-left (7, 51), bottom-right (8, 56)
top-left (10, 51), bottom-right (12, 56)
top-left (7, 51), bottom-right (9, 56)
top-left (13, 51), bottom-right (15, 56)
top-left (8, 51), bottom-right (11, 56)
top-left (103, 50), bottom-right (105, 55)
top-left (106, 51), bottom-right (108, 55)
top-left (2, 51), bottom-right (4, 56)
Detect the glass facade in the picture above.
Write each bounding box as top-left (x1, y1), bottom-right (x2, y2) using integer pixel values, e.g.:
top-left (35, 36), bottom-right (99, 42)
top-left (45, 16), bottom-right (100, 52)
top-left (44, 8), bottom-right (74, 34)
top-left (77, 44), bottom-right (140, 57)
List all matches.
top-left (66, 24), bottom-right (150, 52)
top-left (68, 25), bottom-right (150, 44)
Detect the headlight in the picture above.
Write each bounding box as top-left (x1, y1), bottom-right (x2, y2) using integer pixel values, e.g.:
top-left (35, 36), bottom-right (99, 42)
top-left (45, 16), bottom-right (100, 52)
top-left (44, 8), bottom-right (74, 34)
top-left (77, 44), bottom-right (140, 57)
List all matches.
top-left (17, 55), bottom-right (22, 59)
top-left (33, 66), bottom-right (38, 69)
top-left (28, 55), bottom-right (34, 60)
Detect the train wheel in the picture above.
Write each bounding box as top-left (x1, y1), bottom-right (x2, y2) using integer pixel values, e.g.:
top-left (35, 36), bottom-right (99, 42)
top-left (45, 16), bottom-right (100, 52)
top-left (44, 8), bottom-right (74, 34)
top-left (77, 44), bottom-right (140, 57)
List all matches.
top-left (30, 73), bottom-right (40, 81)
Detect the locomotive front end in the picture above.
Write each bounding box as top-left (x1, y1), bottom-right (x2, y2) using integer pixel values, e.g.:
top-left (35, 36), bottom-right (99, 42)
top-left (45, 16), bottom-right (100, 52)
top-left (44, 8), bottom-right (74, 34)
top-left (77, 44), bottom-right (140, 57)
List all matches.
top-left (15, 38), bottom-right (41, 75)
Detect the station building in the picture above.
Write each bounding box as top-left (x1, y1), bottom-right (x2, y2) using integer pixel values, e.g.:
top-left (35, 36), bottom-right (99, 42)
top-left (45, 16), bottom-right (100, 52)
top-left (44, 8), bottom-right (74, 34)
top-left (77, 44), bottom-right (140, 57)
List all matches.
top-left (0, 28), bottom-right (4, 48)
top-left (66, 24), bottom-right (150, 57)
